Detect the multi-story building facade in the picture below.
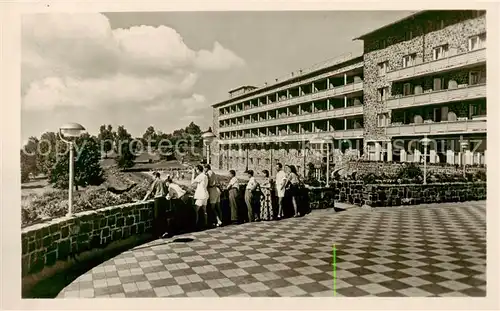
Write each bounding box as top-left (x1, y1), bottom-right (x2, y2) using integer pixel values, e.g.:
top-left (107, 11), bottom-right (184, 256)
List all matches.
top-left (211, 54), bottom-right (366, 175)
top-left (210, 10), bottom-right (487, 174)
top-left (357, 10), bottom-right (486, 165)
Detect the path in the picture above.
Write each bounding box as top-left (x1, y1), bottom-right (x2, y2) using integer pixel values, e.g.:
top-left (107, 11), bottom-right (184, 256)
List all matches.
top-left (57, 201), bottom-right (486, 298)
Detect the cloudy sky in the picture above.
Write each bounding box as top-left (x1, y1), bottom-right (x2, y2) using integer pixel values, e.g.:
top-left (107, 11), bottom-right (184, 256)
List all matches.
top-left (21, 10), bottom-right (414, 142)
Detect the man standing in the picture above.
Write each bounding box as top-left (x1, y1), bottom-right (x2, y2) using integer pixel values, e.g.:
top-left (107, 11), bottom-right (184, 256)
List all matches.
top-left (275, 163), bottom-right (287, 220)
top-left (143, 171), bottom-right (170, 238)
top-left (204, 164), bottom-right (223, 227)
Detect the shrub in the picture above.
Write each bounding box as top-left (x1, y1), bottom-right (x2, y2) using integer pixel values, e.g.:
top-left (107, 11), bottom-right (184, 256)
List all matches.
top-left (50, 135), bottom-right (104, 189)
top-left (474, 170), bottom-right (486, 182)
top-left (396, 163), bottom-right (423, 181)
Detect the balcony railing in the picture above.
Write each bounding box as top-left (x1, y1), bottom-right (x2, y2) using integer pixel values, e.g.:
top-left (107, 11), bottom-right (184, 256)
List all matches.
top-left (386, 84), bottom-right (486, 110)
top-left (385, 119), bottom-right (486, 136)
top-left (219, 105), bottom-right (363, 132)
top-left (219, 82), bottom-right (363, 121)
top-left (386, 48), bottom-right (486, 82)
top-left (219, 129), bottom-right (364, 144)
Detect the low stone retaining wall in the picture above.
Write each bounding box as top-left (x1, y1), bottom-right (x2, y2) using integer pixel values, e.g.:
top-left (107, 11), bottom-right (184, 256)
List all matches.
top-left (21, 185), bottom-right (338, 297)
top-left (21, 200), bottom-right (155, 296)
top-left (345, 161), bottom-right (486, 176)
top-left (331, 181), bottom-right (364, 206)
top-left (362, 182), bottom-right (487, 207)
top-left (307, 187), bottom-right (335, 210)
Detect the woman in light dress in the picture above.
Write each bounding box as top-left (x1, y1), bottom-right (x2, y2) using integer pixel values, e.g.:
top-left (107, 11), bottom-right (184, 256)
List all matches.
top-left (191, 164), bottom-right (209, 229)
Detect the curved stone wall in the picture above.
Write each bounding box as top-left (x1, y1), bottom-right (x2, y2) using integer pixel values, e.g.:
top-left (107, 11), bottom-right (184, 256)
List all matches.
top-left (21, 200), bottom-right (155, 296)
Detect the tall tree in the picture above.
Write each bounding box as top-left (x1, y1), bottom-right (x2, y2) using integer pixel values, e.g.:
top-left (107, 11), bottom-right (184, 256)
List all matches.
top-left (114, 125), bottom-right (137, 168)
top-left (20, 137), bottom-right (40, 182)
top-left (36, 131), bottom-right (60, 176)
top-left (49, 133), bottom-right (104, 189)
top-left (185, 122), bottom-right (202, 136)
top-left (98, 124), bottom-right (114, 158)
top-left (142, 125), bottom-right (158, 150)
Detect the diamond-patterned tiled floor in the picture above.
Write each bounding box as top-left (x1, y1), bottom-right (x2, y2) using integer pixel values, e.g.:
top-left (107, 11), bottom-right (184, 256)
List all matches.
top-left (57, 201), bottom-right (486, 298)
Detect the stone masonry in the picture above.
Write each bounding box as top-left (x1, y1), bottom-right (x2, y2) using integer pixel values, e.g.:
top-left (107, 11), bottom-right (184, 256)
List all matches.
top-left (362, 12), bottom-right (486, 143)
top-left (22, 201), bottom-right (154, 279)
top-left (362, 182), bottom-right (486, 207)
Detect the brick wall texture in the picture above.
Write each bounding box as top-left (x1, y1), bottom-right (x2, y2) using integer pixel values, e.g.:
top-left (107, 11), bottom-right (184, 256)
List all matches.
top-left (362, 14), bottom-right (486, 142)
top-left (21, 201), bottom-right (154, 277)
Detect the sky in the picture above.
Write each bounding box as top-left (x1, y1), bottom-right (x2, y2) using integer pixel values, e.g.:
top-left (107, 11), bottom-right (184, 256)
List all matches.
top-left (21, 10), bottom-right (415, 143)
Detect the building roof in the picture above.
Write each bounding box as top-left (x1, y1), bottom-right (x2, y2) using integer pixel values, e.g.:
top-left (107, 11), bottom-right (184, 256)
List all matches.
top-left (212, 53), bottom-right (364, 108)
top-left (229, 85), bottom-right (257, 93)
top-left (353, 10), bottom-right (424, 41)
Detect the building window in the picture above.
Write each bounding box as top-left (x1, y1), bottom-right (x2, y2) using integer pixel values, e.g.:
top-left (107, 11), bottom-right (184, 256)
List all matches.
top-left (433, 45), bottom-right (449, 60)
top-left (377, 61), bottom-right (388, 77)
top-left (403, 83), bottom-right (412, 96)
top-left (402, 53), bottom-right (416, 68)
top-left (433, 77), bottom-right (444, 91)
top-left (469, 70), bottom-right (486, 85)
top-left (380, 39), bottom-right (387, 49)
top-left (377, 114), bottom-right (388, 127)
top-left (405, 30), bottom-right (413, 41)
top-left (377, 87), bottom-right (388, 101)
top-left (469, 33), bottom-right (486, 51)
top-left (438, 19), bottom-right (445, 30)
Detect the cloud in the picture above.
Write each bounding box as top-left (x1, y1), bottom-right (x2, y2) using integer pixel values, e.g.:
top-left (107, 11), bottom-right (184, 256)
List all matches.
top-left (21, 13), bottom-right (245, 115)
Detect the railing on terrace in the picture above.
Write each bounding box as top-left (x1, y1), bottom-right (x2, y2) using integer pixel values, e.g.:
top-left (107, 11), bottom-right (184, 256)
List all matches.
top-left (386, 84), bottom-right (486, 110)
top-left (385, 119), bottom-right (486, 136)
top-left (386, 48), bottom-right (486, 82)
top-left (219, 129), bottom-right (364, 144)
top-left (219, 105), bottom-right (364, 132)
top-left (219, 81), bottom-right (364, 121)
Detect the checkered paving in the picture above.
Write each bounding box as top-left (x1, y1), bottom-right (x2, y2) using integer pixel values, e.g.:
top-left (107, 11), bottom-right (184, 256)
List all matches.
top-left (57, 201), bottom-right (486, 298)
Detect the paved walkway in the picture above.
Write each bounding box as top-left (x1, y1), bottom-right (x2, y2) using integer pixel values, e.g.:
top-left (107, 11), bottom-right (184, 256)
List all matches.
top-left (57, 201), bottom-right (486, 298)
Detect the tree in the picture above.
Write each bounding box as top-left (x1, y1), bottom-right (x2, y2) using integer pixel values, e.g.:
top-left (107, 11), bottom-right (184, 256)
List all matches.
top-left (36, 132), bottom-right (60, 176)
top-left (20, 137), bottom-right (40, 182)
top-left (114, 125), bottom-right (137, 168)
top-left (142, 126), bottom-right (158, 150)
top-left (50, 133), bottom-right (104, 189)
top-left (98, 124), bottom-right (114, 158)
top-left (185, 122), bottom-right (201, 136)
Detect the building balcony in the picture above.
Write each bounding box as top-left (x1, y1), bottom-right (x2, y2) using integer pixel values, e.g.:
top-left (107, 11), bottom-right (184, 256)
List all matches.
top-left (219, 129), bottom-right (364, 144)
top-left (218, 81), bottom-right (364, 121)
top-left (386, 48), bottom-right (486, 82)
top-left (386, 84), bottom-right (486, 110)
top-left (385, 119), bottom-right (486, 137)
top-left (218, 105), bottom-right (363, 132)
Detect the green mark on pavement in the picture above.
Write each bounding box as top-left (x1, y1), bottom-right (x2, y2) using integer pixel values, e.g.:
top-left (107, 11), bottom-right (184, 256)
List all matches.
top-left (333, 244), bottom-right (337, 296)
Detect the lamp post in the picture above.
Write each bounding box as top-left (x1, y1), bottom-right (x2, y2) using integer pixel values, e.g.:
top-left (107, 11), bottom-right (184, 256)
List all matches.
top-left (323, 135), bottom-right (334, 186)
top-left (460, 140), bottom-right (469, 177)
top-left (201, 128), bottom-right (216, 165)
top-left (58, 122), bottom-right (86, 217)
top-left (420, 136), bottom-right (431, 185)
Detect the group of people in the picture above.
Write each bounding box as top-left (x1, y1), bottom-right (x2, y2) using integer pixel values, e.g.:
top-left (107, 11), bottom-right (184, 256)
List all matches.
top-left (143, 162), bottom-right (309, 239)
top-left (233, 163), bottom-right (306, 224)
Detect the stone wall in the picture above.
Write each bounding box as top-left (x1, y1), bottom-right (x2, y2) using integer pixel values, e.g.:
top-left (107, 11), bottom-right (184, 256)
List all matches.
top-left (332, 181), bottom-right (364, 205)
top-left (362, 182), bottom-right (486, 207)
top-left (22, 201), bottom-right (154, 295)
top-left (211, 107), bottom-right (221, 169)
top-left (344, 160), bottom-right (486, 176)
top-left (362, 13), bottom-right (486, 142)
